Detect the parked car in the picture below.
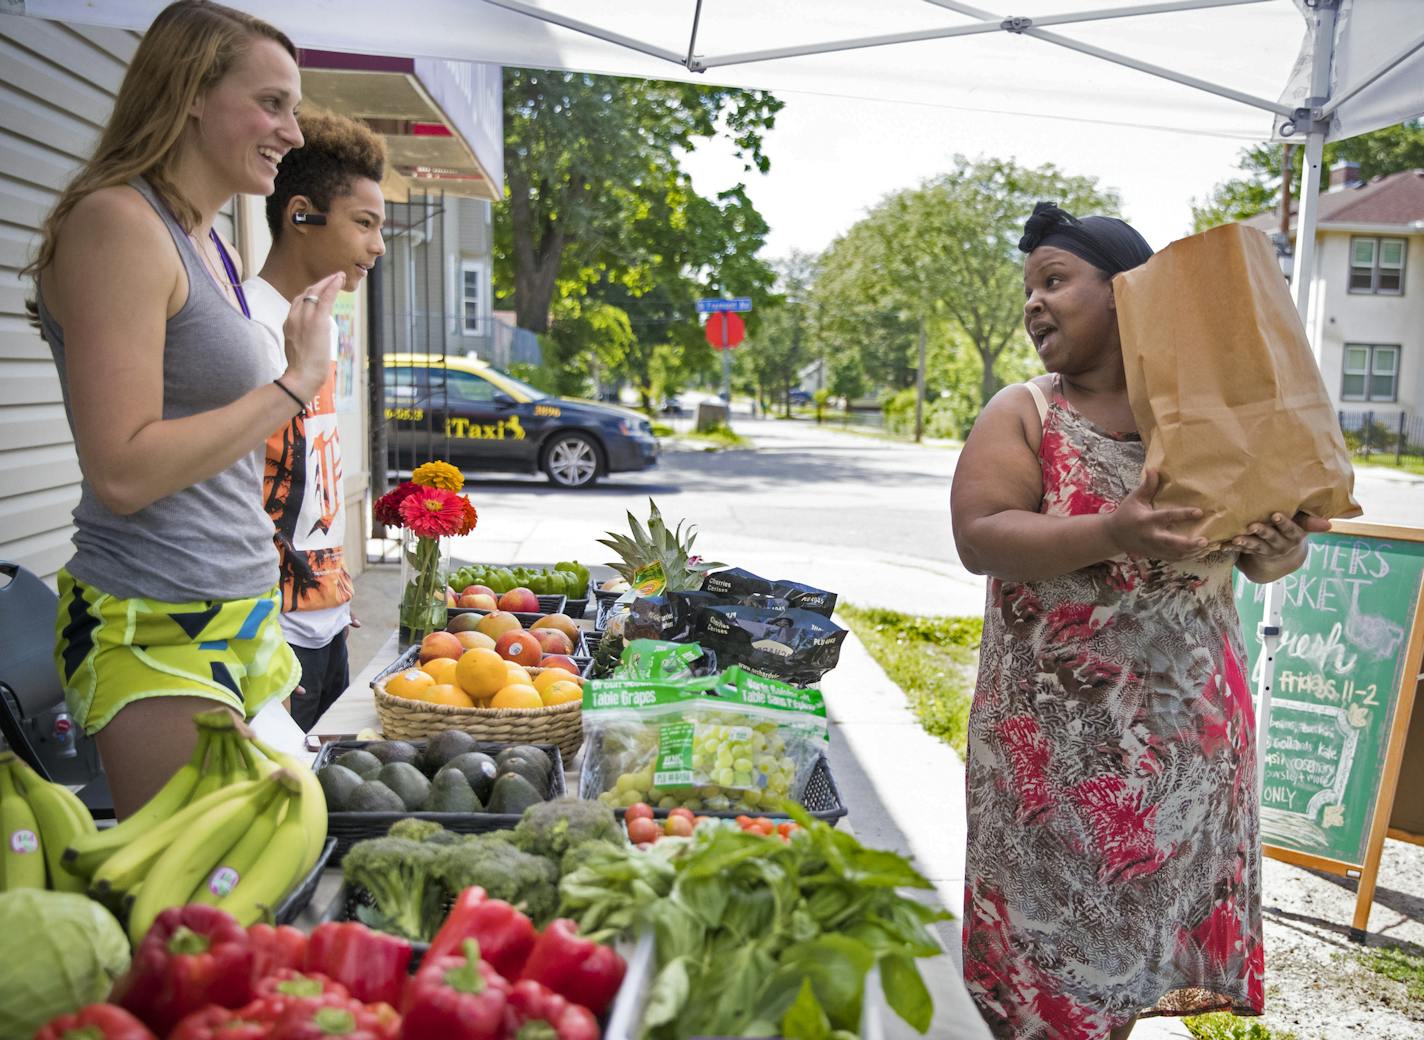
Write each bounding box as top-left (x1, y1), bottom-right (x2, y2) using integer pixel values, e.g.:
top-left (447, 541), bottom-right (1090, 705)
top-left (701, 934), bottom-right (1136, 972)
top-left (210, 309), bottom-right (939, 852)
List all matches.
top-left (382, 353), bottom-right (658, 488)
top-left (787, 389), bottom-right (813, 405)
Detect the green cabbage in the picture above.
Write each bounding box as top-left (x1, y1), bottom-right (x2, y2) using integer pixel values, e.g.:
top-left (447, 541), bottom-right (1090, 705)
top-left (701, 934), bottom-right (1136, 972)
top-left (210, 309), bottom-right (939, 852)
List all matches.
top-left (0, 890), bottom-right (130, 1038)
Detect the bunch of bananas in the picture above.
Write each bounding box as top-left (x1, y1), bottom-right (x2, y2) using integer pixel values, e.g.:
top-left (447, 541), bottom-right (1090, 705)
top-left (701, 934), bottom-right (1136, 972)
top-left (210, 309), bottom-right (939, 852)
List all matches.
top-left (0, 751), bottom-right (98, 893)
top-left (62, 709), bottom-right (328, 944)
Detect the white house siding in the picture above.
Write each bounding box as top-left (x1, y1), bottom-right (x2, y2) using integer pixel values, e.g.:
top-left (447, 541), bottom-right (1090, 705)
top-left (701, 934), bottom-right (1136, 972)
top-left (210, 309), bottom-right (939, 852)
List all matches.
top-left (0, 17), bottom-right (242, 585)
top-left (1312, 230), bottom-right (1423, 419)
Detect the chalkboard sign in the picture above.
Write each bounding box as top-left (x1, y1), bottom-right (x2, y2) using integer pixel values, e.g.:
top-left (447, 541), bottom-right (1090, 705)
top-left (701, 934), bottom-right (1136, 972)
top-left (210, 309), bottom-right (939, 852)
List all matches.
top-left (1235, 522), bottom-right (1424, 868)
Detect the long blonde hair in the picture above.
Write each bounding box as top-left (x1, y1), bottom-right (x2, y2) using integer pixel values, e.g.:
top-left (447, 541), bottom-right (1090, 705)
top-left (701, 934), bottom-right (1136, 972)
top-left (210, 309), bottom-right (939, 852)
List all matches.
top-left (24, 0), bottom-right (295, 278)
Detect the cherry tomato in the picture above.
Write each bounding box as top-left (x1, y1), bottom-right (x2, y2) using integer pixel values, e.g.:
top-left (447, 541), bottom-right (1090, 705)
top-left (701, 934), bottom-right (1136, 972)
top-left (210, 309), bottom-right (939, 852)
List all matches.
top-left (625, 802), bottom-right (654, 823)
top-left (667, 807), bottom-right (696, 824)
top-left (734, 815), bottom-right (752, 828)
top-left (627, 817), bottom-right (661, 844)
top-left (694, 816), bottom-right (712, 829)
top-left (777, 822), bottom-right (798, 839)
top-left (751, 819), bottom-right (776, 837)
top-left (664, 814), bottom-right (695, 838)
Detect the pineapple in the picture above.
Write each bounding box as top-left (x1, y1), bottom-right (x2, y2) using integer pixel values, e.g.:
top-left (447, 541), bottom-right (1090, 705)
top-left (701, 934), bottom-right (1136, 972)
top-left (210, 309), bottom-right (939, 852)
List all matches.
top-left (596, 498), bottom-right (722, 594)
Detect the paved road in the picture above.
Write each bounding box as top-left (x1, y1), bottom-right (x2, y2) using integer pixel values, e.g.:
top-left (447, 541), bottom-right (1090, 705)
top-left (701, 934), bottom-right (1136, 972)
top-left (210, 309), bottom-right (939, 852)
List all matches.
top-left (430, 415), bottom-right (1422, 619)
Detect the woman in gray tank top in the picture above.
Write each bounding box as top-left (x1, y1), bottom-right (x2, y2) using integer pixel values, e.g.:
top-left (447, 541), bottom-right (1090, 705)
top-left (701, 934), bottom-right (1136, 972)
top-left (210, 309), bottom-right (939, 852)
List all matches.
top-left (25, 1), bottom-right (344, 818)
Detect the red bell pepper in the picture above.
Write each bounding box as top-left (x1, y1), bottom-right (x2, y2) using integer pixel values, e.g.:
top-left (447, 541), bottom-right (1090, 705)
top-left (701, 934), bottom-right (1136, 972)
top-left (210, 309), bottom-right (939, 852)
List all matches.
top-left (303, 921), bottom-right (412, 1008)
top-left (250, 922), bottom-right (309, 981)
top-left (33, 1004), bottom-right (156, 1040)
top-left (507, 979), bottom-right (601, 1040)
top-left (426, 886), bottom-right (538, 981)
top-left (113, 905), bottom-right (256, 1035)
top-left (398, 939), bottom-right (509, 1040)
top-left (519, 918), bottom-right (626, 1018)
top-left (167, 1005), bottom-right (270, 1040)
top-left (241, 969), bottom-right (352, 1023)
top-left (268, 998), bottom-right (396, 1040)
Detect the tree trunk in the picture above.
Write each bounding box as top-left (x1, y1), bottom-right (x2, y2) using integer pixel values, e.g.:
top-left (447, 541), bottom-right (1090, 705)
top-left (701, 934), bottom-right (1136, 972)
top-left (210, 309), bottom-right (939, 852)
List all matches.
top-left (507, 168), bottom-right (568, 334)
top-left (979, 346), bottom-right (998, 405)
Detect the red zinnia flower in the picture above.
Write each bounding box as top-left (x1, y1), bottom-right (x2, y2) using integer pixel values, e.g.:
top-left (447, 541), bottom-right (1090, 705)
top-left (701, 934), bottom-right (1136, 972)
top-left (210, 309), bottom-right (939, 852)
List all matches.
top-left (456, 496), bottom-right (478, 536)
top-left (399, 486), bottom-right (466, 538)
top-left (373, 481), bottom-right (420, 527)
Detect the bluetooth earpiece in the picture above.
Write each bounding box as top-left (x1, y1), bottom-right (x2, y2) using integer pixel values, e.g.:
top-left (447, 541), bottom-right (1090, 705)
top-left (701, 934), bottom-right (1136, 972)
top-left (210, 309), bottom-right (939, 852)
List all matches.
top-left (292, 212), bottom-right (327, 226)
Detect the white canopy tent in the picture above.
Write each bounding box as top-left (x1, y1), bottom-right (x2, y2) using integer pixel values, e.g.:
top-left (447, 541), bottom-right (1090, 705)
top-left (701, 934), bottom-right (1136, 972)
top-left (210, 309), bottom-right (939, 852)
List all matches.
top-left (18, 0), bottom-right (1424, 776)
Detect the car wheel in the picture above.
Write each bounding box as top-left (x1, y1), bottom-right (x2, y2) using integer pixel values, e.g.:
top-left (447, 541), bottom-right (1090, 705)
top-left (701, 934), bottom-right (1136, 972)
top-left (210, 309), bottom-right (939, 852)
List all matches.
top-left (543, 431), bottom-right (600, 488)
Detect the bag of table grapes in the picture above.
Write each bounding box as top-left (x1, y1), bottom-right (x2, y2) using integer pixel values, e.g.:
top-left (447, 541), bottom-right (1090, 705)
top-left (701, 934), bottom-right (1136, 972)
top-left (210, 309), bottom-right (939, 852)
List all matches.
top-left (581, 666), bottom-right (829, 814)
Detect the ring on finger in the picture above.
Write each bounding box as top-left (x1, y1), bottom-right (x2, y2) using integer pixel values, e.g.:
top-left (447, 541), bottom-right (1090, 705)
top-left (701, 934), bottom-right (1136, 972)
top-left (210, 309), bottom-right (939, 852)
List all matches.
top-left (301, 294), bottom-right (320, 304)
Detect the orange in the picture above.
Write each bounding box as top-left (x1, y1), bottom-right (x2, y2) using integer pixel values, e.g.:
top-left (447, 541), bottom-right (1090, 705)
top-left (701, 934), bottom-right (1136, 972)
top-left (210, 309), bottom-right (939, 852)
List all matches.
top-left (455, 648), bottom-right (508, 698)
top-left (422, 683), bottom-right (475, 708)
top-left (420, 657), bottom-right (460, 685)
top-left (489, 683), bottom-right (543, 710)
top-left (385, 668), bottom-right (435, 700)
top-left (504, 662), bottom-right (532, 685)
top-left (533, 669), bottom-right (583, 696)
top-left (540, 679), bottom-right (584, 707)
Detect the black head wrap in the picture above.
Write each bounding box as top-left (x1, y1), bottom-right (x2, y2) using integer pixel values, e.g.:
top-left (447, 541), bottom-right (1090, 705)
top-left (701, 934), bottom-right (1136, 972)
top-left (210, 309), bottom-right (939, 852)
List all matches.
top-left (1018, 201), bottom-right (1153, 275)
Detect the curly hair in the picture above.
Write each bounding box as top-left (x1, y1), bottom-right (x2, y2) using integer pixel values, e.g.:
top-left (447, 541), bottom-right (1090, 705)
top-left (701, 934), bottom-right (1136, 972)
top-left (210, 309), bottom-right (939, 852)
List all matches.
top-left (266, 108), bottom-right (386, 238)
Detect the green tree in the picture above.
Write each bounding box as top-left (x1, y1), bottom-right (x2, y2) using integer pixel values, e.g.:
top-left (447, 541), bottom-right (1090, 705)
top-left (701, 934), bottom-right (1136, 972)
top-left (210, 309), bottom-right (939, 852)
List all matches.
top-left (1192, 121), bottom-right (1424, 232)
top-left (742, 251), bottom-right (816, 417)
top-left (494, 69), bottom-right (782, 333)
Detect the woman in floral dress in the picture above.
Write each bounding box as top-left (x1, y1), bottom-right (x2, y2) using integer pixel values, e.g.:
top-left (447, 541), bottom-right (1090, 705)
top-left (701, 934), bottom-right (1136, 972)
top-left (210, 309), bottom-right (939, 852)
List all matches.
top-left (950, 203), bottom-right (1329, 1039)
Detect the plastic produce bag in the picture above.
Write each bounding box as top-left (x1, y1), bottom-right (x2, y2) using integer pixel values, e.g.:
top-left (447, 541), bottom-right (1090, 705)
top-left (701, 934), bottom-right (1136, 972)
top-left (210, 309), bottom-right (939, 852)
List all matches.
top-left (700, 567), bottom-right (838, 616)
top-left (617, 639), bottom-right (716, 680)
top-left (581, 666), bottom-right (829, 814)
top-left (695, 604), bottom-right (846, 686)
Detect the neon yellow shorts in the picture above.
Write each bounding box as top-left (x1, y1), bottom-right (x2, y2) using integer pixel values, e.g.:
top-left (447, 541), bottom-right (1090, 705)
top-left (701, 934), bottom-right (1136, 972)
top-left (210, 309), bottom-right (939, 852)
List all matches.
top-left (53, 569), bottom-right (300, 735)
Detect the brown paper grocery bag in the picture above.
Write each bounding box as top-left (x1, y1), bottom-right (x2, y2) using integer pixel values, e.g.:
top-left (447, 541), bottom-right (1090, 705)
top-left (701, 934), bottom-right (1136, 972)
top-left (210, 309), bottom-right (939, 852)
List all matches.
top-left (1114, 222), bottom-right (1361, 545)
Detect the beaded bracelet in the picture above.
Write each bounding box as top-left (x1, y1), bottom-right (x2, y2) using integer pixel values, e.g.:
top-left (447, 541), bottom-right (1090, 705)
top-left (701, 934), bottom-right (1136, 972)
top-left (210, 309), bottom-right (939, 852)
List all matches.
top-left (273, 378), bottom-right (306, 415)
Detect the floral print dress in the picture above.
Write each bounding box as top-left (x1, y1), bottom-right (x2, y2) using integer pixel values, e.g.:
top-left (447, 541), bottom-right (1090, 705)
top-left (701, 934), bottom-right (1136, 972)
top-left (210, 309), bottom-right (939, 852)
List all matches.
top-left (962, 376), bottom-right (1265, 1038)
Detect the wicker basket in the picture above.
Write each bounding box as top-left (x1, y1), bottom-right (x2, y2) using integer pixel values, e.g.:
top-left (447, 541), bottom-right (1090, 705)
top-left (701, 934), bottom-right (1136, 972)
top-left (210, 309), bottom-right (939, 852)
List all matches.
top-left (373, 679), bottom-right (584, 761)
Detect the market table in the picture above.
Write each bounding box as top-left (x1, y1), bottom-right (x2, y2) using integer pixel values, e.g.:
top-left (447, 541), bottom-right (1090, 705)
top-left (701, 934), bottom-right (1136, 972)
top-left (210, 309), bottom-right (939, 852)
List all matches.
top-left (306, 628), bottom-right (991, 1040)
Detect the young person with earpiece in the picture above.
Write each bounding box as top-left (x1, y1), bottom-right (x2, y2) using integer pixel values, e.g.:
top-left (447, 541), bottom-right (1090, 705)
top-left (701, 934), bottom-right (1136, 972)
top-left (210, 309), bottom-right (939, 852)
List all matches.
top-left (242, 110), bottom-right (386, 732)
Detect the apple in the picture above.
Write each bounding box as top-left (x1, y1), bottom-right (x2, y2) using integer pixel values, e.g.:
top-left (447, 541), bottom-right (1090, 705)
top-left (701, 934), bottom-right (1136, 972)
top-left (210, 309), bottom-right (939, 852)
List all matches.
top-left (475, 610), bottom-right (523, 641)
top-left (460, 584), bottom-right (496, 600)
top-left (458, 592), bottom-right (499, 611)
top-left (498, 587), bottom-right (540, 613)
top-left (418, 631), bottom-right (464, 663)
top-left (531, 613), bottom-right (580, 643)
top-left (495, 629), bottom-right (542, 667)
top-left (540, 654), bottom-right (579, 675)
top-left (531, 628), bottom-right (573, 656)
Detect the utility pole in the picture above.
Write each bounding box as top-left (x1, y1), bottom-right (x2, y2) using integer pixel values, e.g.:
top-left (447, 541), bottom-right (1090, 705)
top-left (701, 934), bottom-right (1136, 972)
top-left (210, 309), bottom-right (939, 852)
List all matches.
top-left (914, 318), bottom-right (927, 443)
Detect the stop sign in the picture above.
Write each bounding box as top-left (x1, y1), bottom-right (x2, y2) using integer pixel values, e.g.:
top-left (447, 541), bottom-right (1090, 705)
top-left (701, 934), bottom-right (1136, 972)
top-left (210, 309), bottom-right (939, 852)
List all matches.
top-left (705, 312), bottom-right (745, 350)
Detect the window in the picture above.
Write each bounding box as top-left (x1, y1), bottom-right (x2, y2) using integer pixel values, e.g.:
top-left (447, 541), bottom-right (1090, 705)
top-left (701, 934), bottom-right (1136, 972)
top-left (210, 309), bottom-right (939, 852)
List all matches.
top-left (1342, 344), bottom-right (1400, 402)
top-left (1349, 237), bottom-right (1405, 294)
top-left (384, 366), bottom-right (429, 405)
top-left (445, 370), bottom-right (499, 403)
top-left (460, 261), bottom-right (485, 334)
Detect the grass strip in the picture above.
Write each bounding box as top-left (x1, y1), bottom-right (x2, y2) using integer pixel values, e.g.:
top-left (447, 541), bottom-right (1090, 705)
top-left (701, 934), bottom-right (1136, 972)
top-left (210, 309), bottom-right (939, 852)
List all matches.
top-left (836, 604), bottom-right (980, 755)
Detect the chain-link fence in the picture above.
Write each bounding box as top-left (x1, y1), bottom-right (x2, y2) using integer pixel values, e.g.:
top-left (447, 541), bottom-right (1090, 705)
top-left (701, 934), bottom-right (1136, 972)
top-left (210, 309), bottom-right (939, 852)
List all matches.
top-left (1338, 409), bottom-right (1424, 466)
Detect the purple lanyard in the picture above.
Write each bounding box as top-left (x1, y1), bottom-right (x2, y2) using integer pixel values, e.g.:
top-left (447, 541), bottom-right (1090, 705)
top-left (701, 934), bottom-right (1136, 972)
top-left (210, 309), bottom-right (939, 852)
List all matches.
top-left (208, 229), bottom-right (250, 319)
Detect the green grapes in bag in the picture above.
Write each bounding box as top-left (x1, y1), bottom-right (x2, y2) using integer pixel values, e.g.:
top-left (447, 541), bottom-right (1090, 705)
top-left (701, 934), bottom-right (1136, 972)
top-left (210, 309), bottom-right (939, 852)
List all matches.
top-left (580, 666), bottom-right (828, 814)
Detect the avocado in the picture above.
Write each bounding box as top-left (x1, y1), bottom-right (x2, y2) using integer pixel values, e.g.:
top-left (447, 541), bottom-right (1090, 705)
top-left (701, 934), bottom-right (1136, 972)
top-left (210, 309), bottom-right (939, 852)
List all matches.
top-left (346, 780), bottom-right (406, 813)
top-left (420, 730), bottom-right (478, 773)
top-left (364, 740), bottom-right (420, 767)
top-left (426, 768), bottom-right (482, 813)
top-left (377, 761), bottom-right (431, 811)
top-left (496, 745), bottom-right (552, 776)
top-left (487, 772), bottom-right (544, 814)
top-left (335, 749), bottom-right (383, 779)
top-left (442, 752), bottom-right (499, 802)
top-left (316, 764), bottom-right (364, 811)
top-left (496, 755), bottom-right (550, 792)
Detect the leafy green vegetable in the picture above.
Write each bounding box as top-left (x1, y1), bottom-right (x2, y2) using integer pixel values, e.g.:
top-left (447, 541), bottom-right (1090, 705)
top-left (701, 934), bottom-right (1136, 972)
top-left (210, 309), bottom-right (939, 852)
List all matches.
top-left (556, 803), bottom-right (951, 1038)
top-left (0, 890), bottom-right (130, 1038)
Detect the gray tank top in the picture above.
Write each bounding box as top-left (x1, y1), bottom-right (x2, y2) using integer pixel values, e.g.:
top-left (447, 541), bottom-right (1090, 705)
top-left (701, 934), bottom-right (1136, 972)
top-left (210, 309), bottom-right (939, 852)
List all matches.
top-left (38, 177), bottom-right (279, 603)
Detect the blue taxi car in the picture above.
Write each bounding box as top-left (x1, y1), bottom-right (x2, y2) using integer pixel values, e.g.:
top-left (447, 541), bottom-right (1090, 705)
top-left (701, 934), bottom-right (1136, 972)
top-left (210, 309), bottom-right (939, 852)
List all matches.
top-left (383, 354), bottom-right (658, 488)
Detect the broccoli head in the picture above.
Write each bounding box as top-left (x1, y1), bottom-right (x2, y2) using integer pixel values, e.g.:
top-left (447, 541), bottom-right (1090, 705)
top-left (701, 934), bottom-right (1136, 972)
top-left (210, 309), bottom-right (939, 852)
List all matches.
top-left (513, 797), bottom-right (624, 860)
top-left (341, 837), bottom-right (445, 941)
top-left (387, 818), bottom-right (445, 842)
top-left (434, 834), bottom-right (561, 926)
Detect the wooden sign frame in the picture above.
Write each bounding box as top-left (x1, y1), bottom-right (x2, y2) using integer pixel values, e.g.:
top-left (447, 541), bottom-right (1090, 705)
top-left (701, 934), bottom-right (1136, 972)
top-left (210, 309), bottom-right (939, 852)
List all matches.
top-left (1258, 520), bottom-right (1424, 940)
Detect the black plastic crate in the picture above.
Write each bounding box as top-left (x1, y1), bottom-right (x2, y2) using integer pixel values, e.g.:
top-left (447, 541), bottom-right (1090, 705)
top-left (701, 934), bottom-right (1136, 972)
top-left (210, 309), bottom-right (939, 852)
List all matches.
top-left (447, 591), bottom-right (566, 627)
top-left (312, 739), bottom-right (566, 864)
top-left (274, 837), bottom-right (337, 925)
top-left (585, 631), bottom-right (718, 681)
top-left (592, 586), bottom-right (627, 632)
